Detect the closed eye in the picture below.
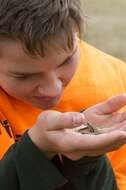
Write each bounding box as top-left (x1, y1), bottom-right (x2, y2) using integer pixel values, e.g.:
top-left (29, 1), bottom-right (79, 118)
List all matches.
top-left (59, 54), bottom-right (75, 68)
top-left (13, 74), bottom-right (32, 80)
top-left (62, 57), bottom-right (72, 65)
top-left (12, 73), bottom-right (41, 80)
top-left (58, 47), bottom-right (78, 68)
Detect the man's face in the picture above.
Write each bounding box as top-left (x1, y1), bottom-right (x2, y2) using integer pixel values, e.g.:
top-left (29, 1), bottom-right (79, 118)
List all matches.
top-left (0, 37), bottom-right (80, 109)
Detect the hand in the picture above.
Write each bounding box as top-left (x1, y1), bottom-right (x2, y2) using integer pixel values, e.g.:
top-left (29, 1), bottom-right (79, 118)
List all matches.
top-left (28, 111), bottom-right (87, 159)
top-left (84, 94), bottom-right (126, 133)
top-left (28, 96), bottom-right (126, 160)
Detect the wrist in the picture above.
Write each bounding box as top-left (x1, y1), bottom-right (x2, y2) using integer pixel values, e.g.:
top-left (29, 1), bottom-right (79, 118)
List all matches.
top-left (28, 127), bottom-right (56, 159)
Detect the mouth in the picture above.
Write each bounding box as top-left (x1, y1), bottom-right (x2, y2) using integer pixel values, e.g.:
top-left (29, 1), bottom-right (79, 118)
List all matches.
top-left (33, 94), bottom-right (61, 103)
top-left (35, 96), bottom-right (53, 99)
top-left (33, 96), bottom-right (57, 101)
top-left (31, 95), bottom-right (61, 109)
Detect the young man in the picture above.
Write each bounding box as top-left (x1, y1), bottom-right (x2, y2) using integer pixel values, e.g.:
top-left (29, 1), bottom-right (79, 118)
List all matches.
top-left (0, 0), bottom-right (126, 189)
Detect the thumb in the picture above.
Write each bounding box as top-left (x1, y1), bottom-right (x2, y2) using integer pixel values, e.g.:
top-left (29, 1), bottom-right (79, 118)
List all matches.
top-left (37, 111), bottom-right (87, 131)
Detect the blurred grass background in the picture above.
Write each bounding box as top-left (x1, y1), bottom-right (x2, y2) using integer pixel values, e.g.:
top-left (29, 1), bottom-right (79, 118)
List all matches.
top-left (81, 0), bottom-right (126, 61)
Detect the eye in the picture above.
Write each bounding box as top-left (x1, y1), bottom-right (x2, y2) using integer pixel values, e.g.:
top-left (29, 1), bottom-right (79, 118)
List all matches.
top-left (65, 57), bottom-right (72, 64)
top-left (63, 49), bottom-right (77, 66)
top-left (14, 75), bottom-right (31, 80)
top-left (61, 56), bottom-right (73, 67)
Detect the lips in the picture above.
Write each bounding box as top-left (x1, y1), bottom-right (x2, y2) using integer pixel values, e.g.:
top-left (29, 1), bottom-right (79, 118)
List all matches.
top-left (31, 95), bottom-right (61, 109)
top-left (34, 96), bottom-right (57, 101)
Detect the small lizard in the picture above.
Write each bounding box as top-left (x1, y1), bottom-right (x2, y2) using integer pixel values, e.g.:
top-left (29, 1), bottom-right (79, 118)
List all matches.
top-left (77, 109), bottom-right (102, 135)
top-left (76, 123), bottom-right (101, 135)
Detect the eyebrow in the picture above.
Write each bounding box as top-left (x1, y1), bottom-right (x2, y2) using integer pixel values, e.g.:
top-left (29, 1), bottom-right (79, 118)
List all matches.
top-left (9, 47), bottom-right (78, 75)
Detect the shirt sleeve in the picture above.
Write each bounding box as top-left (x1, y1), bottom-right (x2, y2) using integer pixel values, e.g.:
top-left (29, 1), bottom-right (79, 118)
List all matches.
top-left (0, 131), bottom-right (67, 190)
top-left (60, 155), bottom-right (119, 190)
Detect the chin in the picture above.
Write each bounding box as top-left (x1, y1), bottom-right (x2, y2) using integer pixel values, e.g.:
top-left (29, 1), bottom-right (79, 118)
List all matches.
top-left (31, 101), bottom-right (59, 110)
top-left (38, 105), bottom-right (55, 110)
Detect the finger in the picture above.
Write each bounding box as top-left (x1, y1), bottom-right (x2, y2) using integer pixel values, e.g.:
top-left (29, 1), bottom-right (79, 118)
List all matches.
top-left (64, 138), bottom-right (124, 159)
top-left (93, 94), bottom-right (126, 114)
top-left (119, 111), bottom-right (126, 122)
top-left (52, 129), bottom-right (126, 152)
top-left (102, 120), bottom-right (126, 133)
top-left (38, 111), bottom-right (87, 131)
top-left (117, 121), bottom-right (126, 132)
top-left (62, 131), bottom-right (126, 159)
top-left (77, 130), bottom-right (126, 152)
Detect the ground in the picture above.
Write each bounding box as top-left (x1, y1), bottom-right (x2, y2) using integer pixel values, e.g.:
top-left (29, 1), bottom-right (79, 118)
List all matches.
top-left (81, 0), bottom-right (126, 61)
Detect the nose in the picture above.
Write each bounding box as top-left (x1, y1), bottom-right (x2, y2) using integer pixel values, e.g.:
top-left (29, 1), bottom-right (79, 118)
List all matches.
top-left (38, 72), bottom-right (62, 97)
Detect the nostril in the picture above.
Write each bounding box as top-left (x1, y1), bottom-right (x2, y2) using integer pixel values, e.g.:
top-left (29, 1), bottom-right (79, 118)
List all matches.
top-left (38, 82), bottom-right (62, 97)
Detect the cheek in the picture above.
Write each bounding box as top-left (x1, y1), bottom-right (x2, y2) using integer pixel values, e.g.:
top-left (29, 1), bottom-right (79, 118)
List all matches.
top-left (65, 62), bottom-right (78, 82)
top-left (59, 62), bottom-right (78, 87)
top-left (0, 77), bottom-right (35, 98)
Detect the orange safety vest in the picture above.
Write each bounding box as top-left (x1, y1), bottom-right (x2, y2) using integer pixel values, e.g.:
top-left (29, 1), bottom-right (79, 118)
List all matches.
top-left (0, 41), bottom-right (126, 190)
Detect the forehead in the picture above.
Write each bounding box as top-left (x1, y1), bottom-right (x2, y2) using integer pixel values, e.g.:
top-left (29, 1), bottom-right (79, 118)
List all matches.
top-left (0, 39), bottom-right (70, 59)
top-left (0, 39), bottom-right (74, 70)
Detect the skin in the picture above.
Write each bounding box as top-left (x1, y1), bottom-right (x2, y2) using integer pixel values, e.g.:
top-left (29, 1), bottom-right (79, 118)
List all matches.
top-left (1, 35), bottom-right (126, 160)
top-left (0, 36), bottom-right (80, 109)
top-left (29, 95), bottom-right (126, 160)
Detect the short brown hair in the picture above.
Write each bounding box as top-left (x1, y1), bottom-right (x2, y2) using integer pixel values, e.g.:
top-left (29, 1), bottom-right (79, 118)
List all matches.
top-left (0, 0), bottom-right (85, 56)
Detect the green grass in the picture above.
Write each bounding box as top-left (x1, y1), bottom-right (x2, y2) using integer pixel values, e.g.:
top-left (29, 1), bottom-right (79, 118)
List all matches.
top-left (81, 0), bottom-right (126, 61)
